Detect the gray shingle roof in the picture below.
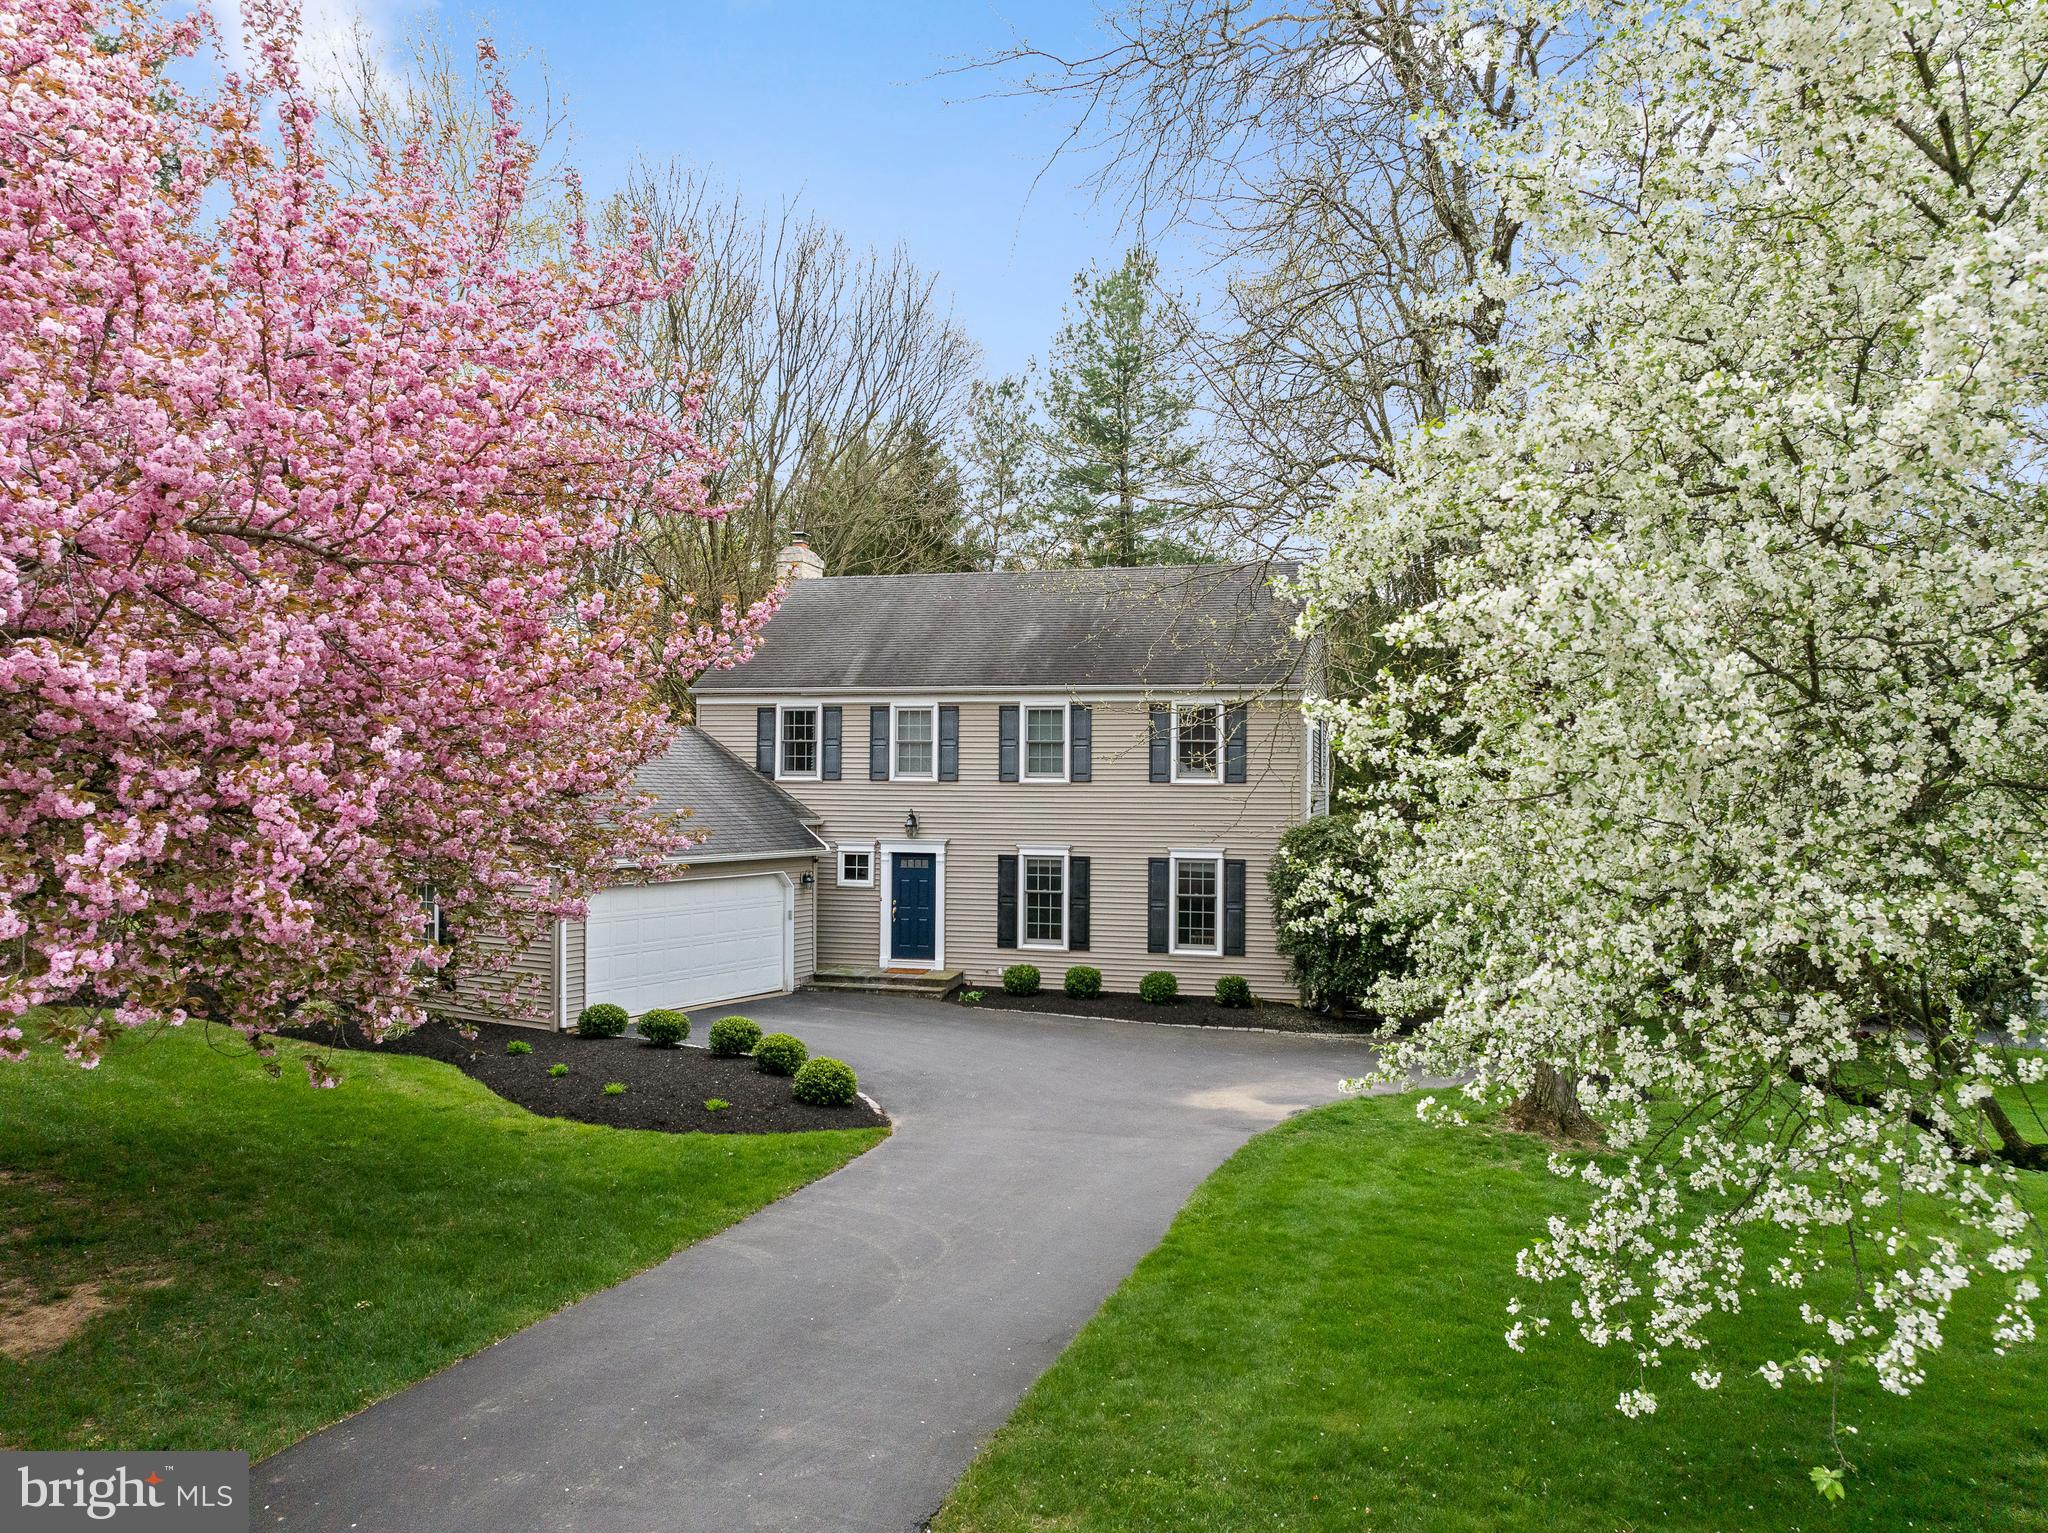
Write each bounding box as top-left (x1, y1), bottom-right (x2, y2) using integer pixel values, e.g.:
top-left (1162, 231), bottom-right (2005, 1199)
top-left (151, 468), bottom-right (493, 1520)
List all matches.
top-left (633, 727), bottom-right (824, 861)
top-left (693, 562), bottom-right (1306, 694)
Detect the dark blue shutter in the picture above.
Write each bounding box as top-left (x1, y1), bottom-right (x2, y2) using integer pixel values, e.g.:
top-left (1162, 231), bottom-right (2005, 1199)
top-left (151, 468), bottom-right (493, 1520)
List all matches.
top-left (869, 706), bottom-right (889, 780)
top-left (939, 705), bottom-right (959, 782)
top-left (996, 853), bottom-right (1018, 949)
top-left (756, 707), bottom-right (775, 775)
top-left (1147, 857), bottom-right (1169, 953)
top-left (1223, 859), bottom-right (1247, 957)
top-left (1069, 855), bottom-right (1090, 951)
top-left (999, 705), bottom-right (1020, 782)
top-left (1149, 705), bottom-right (1170, 782)
top-left (821, 706), bottom-right (842, 780)
top-left (1224, 704), bottom-right (1248, 783)
top-left (1070, 704), bottom-right (1092, 782)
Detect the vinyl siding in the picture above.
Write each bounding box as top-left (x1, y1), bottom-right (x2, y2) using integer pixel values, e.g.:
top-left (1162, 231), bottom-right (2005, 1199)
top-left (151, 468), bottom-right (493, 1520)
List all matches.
top-left (428, 919), bottom-right (557, 1030)
top-left (700, 697), bottom-right (1308, 999)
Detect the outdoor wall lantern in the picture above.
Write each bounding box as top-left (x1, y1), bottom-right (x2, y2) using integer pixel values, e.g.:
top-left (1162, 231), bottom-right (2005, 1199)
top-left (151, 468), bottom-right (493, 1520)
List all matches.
top-left (799, 872), bottom-right (814, 888)
top-left (903, 810), bottom-right (920, 838)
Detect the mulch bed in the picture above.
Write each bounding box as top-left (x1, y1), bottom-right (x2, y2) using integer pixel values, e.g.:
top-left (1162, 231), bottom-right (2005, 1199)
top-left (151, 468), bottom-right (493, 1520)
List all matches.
top-left (285, 1017), bottom-right (888, 1136)
top-left (962, 988), bottom-right (1382, 1035)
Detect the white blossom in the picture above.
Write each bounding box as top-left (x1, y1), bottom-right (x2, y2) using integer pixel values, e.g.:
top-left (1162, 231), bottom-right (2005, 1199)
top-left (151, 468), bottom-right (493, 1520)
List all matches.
top-left (1305, 0), bottom-right (2048, 1426)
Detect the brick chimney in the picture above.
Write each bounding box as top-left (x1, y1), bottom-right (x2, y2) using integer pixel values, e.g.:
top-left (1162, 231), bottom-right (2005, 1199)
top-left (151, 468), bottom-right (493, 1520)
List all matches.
top-left (777, 529), bottom-right (826, 582)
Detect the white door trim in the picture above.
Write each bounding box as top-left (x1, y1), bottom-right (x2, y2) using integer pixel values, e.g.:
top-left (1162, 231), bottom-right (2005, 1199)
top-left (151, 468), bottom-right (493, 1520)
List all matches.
top-left (876, 838), bottom-right (947, 970)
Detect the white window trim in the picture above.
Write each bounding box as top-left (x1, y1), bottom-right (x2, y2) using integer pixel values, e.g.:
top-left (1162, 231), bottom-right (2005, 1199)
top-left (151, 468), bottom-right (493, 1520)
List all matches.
top-left (837, 843), bottom-right (876, 888)
top-left (1020, 699), bottom-right (1071, 784)
top-left (1170, 700), bottom-right (1224, 785)
top-left (776, 701), bottom-right (822, 782)
top-left (890, 701), bottom-right (939, 783)
top-left (1016, 843), bottom-right (1071, 952)
top-left (1169, 848), bottom-right (1225, 957)
top-left (877, 838), bottom-right (947, 969)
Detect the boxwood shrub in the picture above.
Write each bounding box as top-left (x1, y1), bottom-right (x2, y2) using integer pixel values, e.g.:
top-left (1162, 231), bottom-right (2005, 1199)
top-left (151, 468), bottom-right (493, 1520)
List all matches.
top-left (707, 1015), bottom-right (763, 1058)
top-left (577, 1002), bottom-right (628, 1039)
top-left (753, 1032), bottom-right (808, 1076)
top-left (790, 1056), bottom-right (859, 1107)
top-left (1214, 975), bottom-right (1253, 1009)
top-left (639, 1008), bottom-right (689, 1047)
top-left (1138, 971), bottom-right (1179, 1005)
top-left (1001, 963), bottom-right (1041, 997)
top-left (1063, 965), bottom-right (1102, 999)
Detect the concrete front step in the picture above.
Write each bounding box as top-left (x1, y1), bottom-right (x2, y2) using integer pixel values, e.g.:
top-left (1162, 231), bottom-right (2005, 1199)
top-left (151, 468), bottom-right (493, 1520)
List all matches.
top-left (808, 966), bottom-right (964, 998)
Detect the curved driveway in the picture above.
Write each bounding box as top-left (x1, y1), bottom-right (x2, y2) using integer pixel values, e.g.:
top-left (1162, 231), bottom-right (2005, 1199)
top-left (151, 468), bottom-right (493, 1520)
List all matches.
top-left (254, 992), bottom-right (1381, 1532)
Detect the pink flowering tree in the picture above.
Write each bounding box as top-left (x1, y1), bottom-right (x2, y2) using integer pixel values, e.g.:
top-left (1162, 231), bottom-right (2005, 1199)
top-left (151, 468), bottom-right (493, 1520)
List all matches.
top-left (0, 0), bottom-right (776, 1073)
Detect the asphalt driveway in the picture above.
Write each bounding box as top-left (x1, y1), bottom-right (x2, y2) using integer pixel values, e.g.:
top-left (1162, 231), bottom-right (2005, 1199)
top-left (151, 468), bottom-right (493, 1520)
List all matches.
top-left (254, 992), bottom-right (1385, 1532)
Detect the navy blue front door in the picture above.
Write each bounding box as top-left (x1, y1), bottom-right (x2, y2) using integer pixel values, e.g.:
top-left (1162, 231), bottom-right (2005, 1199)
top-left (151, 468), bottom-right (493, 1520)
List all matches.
top-left (891, 853), bottom-right (936, 962)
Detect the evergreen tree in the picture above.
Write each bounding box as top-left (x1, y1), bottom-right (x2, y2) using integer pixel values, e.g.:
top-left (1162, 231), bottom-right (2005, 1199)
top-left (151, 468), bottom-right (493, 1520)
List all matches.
top-left (1039, 249), bottom-right (1199, 566)
top-left (790, 418), bottom-right (973, 576)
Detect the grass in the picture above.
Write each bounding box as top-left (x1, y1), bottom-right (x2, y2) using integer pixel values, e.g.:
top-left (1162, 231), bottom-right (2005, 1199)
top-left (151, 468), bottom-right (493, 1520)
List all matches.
top-left (0, 1026), bottom-right (883, 1457)
top-left (934, 1094), bottom-right (2046, 1533)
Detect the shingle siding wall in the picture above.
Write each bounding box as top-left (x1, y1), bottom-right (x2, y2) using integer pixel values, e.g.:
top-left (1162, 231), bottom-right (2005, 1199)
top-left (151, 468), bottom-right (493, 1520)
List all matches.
top-left (701, 698), bottom-right (1308, 999)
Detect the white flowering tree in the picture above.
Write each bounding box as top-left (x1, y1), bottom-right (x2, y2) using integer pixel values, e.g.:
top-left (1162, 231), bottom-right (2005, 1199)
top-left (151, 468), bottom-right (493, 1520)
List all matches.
top-left (1301, 0), bottom-right (2047, 1484)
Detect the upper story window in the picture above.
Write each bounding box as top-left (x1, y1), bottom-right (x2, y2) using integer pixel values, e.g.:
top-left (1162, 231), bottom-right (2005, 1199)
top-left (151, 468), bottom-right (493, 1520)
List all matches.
top-left (779, 704), bottom-right (820, 779)
top-left (1172, 702), bottom-right (1222, 783)
top-left (893, 703), bottom-right (936, 781)
top-left (1024, 704), bottom-right (1067, 781)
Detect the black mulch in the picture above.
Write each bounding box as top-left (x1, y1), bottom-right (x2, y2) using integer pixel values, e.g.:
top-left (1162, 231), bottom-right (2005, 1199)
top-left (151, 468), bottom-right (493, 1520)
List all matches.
top-left (284, 1017), bottom-right (888, 1135)
top-left (960, 988), bottom-right (1382, 1035)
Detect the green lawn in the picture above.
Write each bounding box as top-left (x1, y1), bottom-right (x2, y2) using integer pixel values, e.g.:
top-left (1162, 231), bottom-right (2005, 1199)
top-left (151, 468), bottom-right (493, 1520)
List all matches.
top-left (935, 1095), bottom-right (2046, 1533)
top-left (0, 1026), bottom-right (883, 1457)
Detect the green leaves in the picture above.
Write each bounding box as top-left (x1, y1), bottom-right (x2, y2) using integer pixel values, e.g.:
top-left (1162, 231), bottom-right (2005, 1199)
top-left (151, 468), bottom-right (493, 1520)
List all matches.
top-left (1809, 1465), bottom-right (1846, 1502)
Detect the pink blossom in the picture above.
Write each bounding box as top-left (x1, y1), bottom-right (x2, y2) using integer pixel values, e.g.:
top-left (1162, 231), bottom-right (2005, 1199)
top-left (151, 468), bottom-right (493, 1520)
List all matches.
top-left (1, 0), bottom-right (774, 1067)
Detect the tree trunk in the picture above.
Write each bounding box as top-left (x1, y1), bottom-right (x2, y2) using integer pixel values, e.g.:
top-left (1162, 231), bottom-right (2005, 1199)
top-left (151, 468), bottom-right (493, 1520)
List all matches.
top-left (1503, 1061), bottom-right (1603, 1145)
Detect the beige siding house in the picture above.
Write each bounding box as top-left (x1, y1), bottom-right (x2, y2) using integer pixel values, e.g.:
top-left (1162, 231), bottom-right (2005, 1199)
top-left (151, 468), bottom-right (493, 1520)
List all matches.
top-left (692, 552), bottom-right (1329, 1000)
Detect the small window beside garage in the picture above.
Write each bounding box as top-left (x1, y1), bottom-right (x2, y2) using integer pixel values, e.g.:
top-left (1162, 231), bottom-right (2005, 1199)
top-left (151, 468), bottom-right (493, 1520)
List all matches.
top-left (839, 848), bottom-right (873, 886)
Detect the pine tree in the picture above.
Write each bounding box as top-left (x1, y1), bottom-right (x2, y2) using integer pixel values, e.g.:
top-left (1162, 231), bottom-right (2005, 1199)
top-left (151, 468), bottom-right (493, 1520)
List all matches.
top-left (1039, 249), bottom-right (1199, 566)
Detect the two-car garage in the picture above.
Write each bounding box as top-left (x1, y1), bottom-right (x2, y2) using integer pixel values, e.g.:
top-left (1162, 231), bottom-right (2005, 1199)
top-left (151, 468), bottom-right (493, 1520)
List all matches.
top-left (585, 874), bottom-right (795, 1016)
top-left (431, 727), bottom-right (825, 1032)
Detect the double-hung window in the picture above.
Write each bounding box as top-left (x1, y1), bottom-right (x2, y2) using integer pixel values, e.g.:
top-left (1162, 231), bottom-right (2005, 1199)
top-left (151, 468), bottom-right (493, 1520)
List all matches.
top-left (778, 704), bottom-right (820, 780)
top-left (1172, 702), bottom-right (1222, 782)
top-left (1171, 851), bottom-right (1222, 956)
top-left (1023, 703), bottom-right (1067, 781)
top-left (1019, 847), bottom-right (1068, 949)
top-left (839, 848), bottom-right (873, 887)
top-left (892, 703), bottom-right (937, 781)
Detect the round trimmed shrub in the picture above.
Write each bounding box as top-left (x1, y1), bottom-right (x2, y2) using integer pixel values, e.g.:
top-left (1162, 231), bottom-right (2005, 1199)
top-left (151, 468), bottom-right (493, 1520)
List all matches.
top-left (1001, 963), bottom-right (1041, 997)
top-left (577, 1003), bottom-right (628, 1038)
top-left (707, 1015), bottom-right (763, 1058)
top-left (1214, 975), bottom-right (1252, 1009)
top-left (639, 1008), bottom-right (689, 1047)
top-left (790, 1057), bottom-right (859, 1107)
top-left (1063, 965), bottom-right (1102, 999)
top-left (1138, 971), bottom-right (1179, 1005)
top-left (753, 1032), bottom-right (808, 1076)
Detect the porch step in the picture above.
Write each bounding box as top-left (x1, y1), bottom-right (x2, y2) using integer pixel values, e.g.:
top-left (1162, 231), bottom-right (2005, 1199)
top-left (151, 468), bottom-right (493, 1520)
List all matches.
top-left (808, 966), bottom-right (964, 999)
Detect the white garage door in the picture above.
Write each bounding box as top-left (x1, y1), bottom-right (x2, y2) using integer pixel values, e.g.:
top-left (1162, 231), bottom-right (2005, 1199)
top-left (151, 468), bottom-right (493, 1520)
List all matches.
top-left (586, 875), bottom-right (791, 1015)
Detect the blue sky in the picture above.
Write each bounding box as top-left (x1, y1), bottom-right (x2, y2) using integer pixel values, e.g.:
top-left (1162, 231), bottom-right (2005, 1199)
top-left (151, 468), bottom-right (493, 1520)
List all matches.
top-left (353, 0), bottom-right (1151, 380)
